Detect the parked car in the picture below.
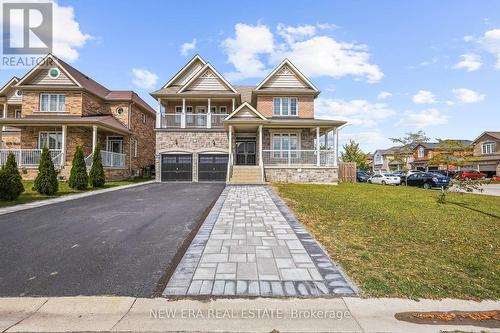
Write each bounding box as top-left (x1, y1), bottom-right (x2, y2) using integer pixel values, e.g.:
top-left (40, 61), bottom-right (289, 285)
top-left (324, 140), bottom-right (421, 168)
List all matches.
top-left (431, 170), bottom-right (457, 178)
top-left (456, 169), bottom-right (486, 180)
top-left (398, 170), bottom-right (424, 185)
top-left (406, 172), bottom-right (450, 189)
top-left (368, 173), bottom-right (401, 185)
top-left (492, 176), bottom-right (500, 181)
top-left (356, 171), bottom-right (370, 182)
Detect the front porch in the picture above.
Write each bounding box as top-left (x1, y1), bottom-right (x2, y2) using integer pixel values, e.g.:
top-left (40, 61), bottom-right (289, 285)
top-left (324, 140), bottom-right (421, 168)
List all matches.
top-left (0, 117), bottom-right (131, 180)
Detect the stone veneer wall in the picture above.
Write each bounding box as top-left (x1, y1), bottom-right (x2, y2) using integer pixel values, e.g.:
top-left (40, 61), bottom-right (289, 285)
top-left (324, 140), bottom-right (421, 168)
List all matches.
top-left (264, 166), bottom-right (338, 184)
top-left (155, 130), bottom-right (229, 182)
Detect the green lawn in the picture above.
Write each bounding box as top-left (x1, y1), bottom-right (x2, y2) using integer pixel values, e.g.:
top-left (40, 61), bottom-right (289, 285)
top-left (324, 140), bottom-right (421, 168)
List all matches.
top-left (0, 178), bottom-right (151, 209)
top-left (275, 183), bottom-right (500, 300)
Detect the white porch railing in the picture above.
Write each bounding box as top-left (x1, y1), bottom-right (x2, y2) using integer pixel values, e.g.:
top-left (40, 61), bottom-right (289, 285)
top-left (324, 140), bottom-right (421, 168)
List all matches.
top-left (158, 113), bottom-right (228, 129)
top-left (185, 114), bottom-right (207, 128)
top-left (85, 150), bottom-right (126, 169)
top-left (0, 149), bottom-right (62, 167)
top-left (262, 150), bottom-right (336, 166)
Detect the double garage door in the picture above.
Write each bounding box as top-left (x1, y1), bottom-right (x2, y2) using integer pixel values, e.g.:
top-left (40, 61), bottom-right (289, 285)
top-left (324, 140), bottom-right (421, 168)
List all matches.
top-left (161, 154), bottom-right (228, 182)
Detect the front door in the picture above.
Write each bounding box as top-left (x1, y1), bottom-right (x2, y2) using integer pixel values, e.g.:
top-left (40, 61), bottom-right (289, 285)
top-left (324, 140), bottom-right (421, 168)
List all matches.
top-left (107, 137), bottom-right (123, 153)
top-left (236, 141), bottom-right (256, 165)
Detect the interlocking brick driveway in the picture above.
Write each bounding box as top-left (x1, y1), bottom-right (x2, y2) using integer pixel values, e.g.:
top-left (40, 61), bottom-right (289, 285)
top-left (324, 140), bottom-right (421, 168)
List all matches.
top-left (163, 185), bottom-right (356, 297)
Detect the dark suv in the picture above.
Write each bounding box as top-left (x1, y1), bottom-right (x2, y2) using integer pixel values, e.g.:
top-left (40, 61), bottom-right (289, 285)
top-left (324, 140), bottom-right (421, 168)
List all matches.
top-left (406, 172), bottom-right (450, 189)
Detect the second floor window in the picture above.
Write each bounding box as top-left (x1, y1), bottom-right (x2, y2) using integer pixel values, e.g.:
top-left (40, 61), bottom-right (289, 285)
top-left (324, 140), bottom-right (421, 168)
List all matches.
top-left (273, 97), bottom-right (297, 116)
top-left (375, 154), bottom-right (383, 164)
top-left (482, 142), bottom-right (495, 155)
top-left (418, 147), bottom-right (425, 158)
top-left (40, 94), bottom-right (65, 112)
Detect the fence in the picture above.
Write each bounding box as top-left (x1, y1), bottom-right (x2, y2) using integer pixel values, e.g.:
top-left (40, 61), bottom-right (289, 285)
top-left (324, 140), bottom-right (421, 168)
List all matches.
top-left (339, 162), bottom-right (357, 182)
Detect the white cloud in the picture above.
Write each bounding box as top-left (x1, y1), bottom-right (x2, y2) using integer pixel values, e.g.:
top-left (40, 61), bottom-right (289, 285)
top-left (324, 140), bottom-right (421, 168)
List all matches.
top-left (396, 109), bottom-right (448, 128)
top-left (223, 23), bottom-right (383, 83)
top-left (222, 24), bottom-right (275, 81)
top-left (377, 91), bottom-right (392, 100)
top-left (452, 88), bottom-right (485, 103)
top-left (463, 35), bottom-right (474, 42)
top-left (480, 29), bottom-right (500, 69)
top-left (131, 68), bottom-right (159, 89)
top-left (412, 90), bottom-right (437, 104)
top-left (180, 39), bottom-right (197, 56)
top-left (454, 53), bottom-right (482, 71)
top-left (315, 98), bottom-right (395, 127)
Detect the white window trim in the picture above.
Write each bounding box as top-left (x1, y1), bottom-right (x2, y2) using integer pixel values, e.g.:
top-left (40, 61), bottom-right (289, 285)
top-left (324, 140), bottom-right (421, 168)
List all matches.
top-left (39, 93), bottom-right (66, 112)
top-left (482, 142), bottom-right (495, 155)
top-left (195, 106), bottom-right (207, 114)
top-left (38, 131), bottom-right (63, 149)
top-left (106, 136), bottom-right (124, 153)
top-left (375, 154), bottom-right (383, 165)
top-left (272, 97), bottom-right (298, 116)
top-left (418, 147), bottom-right (425, 158)
top-left (141, 113), bottom-right (146, 124)
top-left (133, 139), bottom-right (138, 158)
top-left (219, 106), bottom-right (228, 114)
top-left (270, 131), bottom-right (301, 158)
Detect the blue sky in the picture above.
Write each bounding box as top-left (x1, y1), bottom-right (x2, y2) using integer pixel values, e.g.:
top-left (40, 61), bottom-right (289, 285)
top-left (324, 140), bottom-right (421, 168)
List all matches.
top-left (2, 0), bottom-right (500, 152)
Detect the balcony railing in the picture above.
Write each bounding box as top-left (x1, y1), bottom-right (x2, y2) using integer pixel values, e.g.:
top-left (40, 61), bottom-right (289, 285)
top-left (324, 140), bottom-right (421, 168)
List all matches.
top-left (85, 150), bottom-right (126, 169)
top-left (158, 113), bottom-right (228, 129)
top-left (262, 150), bottom-right (336, 167)
top-left (0, 149), bottom-right (62, 167)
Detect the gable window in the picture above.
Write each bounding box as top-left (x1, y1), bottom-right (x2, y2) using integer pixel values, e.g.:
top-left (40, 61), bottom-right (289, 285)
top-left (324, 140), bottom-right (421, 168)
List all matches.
top-left (272, 132), bottom-right (299, 158)
top-left (39, 132), bottom-right (62, 150)
top-left (273, 97), bottom-right (298, 116)
top-left (482, 142), bottom-right (495, 155)
top-left (417, 147), bottom-right (425, 158)
top-left (48, 68), bottom-right (60, 79)
top-left (40, 93), bottom-right (65, 112)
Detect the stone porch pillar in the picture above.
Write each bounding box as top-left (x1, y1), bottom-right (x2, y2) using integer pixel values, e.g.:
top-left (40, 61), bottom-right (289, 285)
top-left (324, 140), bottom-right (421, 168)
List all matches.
top-left (316, 127), bottom-right (320, 166)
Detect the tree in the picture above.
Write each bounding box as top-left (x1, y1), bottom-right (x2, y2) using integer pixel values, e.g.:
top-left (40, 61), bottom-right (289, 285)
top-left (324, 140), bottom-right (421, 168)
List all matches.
top-left (0, 153), bottom-right (24, 200)
top-left (390, 130), bottom-right (430, 171)
top-left (68, 146), bottom-right (88, 190)
top-left (33, 147), bottom-right (59, 195)
top-left (89, 144), bottom-right (105, 188)
top-left (428, 139), bottom-right (473, 176)
top-left (340, 140), bottom-right (369, 171)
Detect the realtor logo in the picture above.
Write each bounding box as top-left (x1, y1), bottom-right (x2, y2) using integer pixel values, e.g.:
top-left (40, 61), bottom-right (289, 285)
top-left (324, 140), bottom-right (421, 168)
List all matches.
top-left (1, 1), bottom-right (52, 68)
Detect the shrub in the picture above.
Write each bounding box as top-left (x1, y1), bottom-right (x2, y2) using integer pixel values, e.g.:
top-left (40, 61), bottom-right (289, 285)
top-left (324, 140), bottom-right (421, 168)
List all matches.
top-left (89, 144), bottom-right (105, 188)
top-left (0, 153), bottom-right (25, 200)
top-left (68, 146), bottom-right (88, 190)
top-left (33, 147), bottom-right (59, 195)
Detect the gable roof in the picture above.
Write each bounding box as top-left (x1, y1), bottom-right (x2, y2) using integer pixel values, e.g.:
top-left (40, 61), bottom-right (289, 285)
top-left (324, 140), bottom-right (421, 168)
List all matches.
top-left (178, 63), bottom-right (238, 94)
top-left (255, 59), bottom-right (319, 92)
top-left (225, 102), bottom-right (267, 120)
top-left (472, 131), bottom-right (500, 143)
top-left (0, 77), bottom-right (19, 96)
top-left (162, 54), bottom-right (207, 88)
top-left (416, 140), bottom-right (473, 149)
top-left (14, 54), bottom-right (155, 114)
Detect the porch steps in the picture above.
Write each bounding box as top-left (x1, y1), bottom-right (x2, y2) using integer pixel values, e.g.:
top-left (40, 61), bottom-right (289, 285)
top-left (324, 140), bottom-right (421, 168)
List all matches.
top-left (229, 166), bottom-right (264, 184)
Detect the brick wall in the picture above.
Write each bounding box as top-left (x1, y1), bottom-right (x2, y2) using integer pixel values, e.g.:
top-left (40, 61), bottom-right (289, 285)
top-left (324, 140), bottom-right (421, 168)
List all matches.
top-left (22, 91), bottom-right (82, 116)
top-left (81, 92), bottom-right (109, 116)
top-left (129, 105), bottom-right (155, 173)
top-left (109, 102), bottom-right (130, 127)
top-left (262, 128), bottom-right (315, 150)
top-left (256, 95), bottom-right (314, 118)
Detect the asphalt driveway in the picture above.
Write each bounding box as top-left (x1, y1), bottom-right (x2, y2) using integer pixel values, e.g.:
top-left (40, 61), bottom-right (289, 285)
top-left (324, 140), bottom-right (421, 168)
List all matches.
top-left (0, 183), bottom-right (225, 297)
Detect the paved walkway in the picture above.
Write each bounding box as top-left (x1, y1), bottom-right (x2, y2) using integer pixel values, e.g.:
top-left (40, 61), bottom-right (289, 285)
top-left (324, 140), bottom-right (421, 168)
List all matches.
top-left (163, 185), bottom-right (356, 297)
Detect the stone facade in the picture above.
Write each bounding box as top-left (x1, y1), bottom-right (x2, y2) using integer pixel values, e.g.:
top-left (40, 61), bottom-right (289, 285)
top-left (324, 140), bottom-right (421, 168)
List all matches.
top-left (256, 95), bottom-right (314, 118)
top-left (156, 130), bottom-right (229, 181)
top-left (264, 166), bottom-right (338, 183)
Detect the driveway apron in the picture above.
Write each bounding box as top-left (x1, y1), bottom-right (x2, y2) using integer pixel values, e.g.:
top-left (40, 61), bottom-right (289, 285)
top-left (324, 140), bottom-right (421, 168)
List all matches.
top-left (163, 185), bottom-right (356, 297)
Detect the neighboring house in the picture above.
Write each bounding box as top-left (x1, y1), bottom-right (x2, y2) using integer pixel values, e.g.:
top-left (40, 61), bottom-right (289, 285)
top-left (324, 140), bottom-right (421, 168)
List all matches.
top-left (366, 153), bottom-right (373, 171)
top-left (0, 54), bottom-right (156, 180)
top-left (0, 77), bottom-right (22, 149)
top-left (471, 131), bottom-right (500, 177)
top-left (151, 55), bottom-right (344, 183)
top-left (372, 146), bottom-right (412, 172)
top-left (411, 140), bottom-right (473, 172)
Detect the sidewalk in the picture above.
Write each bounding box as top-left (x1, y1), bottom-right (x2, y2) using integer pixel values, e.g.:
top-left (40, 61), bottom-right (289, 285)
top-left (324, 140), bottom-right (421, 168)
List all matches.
top-left (1, 296), bottom-right (498, 333)
top-left (0, 181), bottom-right (154, 216)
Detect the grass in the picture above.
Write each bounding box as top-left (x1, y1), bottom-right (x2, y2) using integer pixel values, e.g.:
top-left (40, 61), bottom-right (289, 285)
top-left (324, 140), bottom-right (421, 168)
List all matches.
top-left (275, 182), bottom-right (500, 300)
top-left (0, 177), bottom-right (151, 209)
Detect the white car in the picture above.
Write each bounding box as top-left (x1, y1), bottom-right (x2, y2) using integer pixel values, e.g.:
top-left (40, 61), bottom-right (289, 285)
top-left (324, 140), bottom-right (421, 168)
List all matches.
top-left (368, 173), bottom-right (401, 185)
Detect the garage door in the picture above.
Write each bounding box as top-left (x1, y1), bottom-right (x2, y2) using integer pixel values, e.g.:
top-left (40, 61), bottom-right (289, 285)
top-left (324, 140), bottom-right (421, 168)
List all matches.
top-left (161, 154), bottom-right (192, 181)
top-left (198, 154), bottom-right (228, 182)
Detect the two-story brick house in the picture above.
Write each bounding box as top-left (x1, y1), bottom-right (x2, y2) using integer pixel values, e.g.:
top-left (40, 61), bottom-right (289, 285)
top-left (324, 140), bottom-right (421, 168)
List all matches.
top-left (152, 55), bottom-right (344, 183)
top-left (372, 146), bottom-right (413, 172)
top-left (0, 54), bottom-right (155, 180)
top-left (411, 140), bottom-right (473, 172)
top-left (0, 77), bottom-right (22, 149)
top-left (471, 131), bottom-right (500, 177)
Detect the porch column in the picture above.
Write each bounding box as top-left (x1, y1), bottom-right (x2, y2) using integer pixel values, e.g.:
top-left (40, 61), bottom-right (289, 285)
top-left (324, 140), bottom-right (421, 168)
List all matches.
top-left (207, 98), bottom-right (211, 128)
top-left (156, 98), bottom-right (162, 128)
top-left (333, 127), bottom-right (338, 167)
top-left (92, 125), bottom-right (98, 153)
top-left (3, 103), bottom-right (7, 118)
top-left (258, 125), bottom-right (263, 165)
top-left (232, 98), bottom-right (235, 112)
top-left (316, 127), bottom-right (320, 166)
top-left (61, 125), bottom-right (67, 166)
top-left (181, 98), bottom-right (186, 128)
top-left (227, 125), bottom-right (233, 183)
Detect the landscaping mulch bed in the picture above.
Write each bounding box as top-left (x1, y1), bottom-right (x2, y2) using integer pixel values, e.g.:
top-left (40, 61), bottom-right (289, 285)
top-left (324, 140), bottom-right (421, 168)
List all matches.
top-left (395, 310), bottom-right (499, 328)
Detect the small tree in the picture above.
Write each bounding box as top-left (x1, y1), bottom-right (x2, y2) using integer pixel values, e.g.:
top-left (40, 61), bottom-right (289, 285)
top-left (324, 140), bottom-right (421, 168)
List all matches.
top-left (68, 146), bottom-right (88, 190)
top-left (0, 153), bottom-right (24, 200)
top-left (390, 130), bottom-right (430, 171)
top-left (33, 147), bottom-right (59, 195)
top-left (89, 144), bottom-right (105, 188)
top-left (340, 140), bottom-right (369, 171)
